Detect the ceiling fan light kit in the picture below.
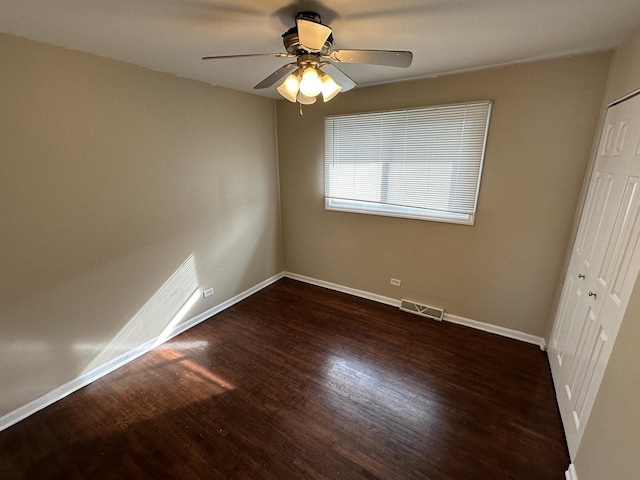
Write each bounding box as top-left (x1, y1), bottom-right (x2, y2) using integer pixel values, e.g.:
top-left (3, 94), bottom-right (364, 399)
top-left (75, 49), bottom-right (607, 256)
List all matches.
top-left (202, 11), bottom-right (413, 111)
top-left (296, 91), bottom-right (317, 105)
top-left (299, 65), bottom-right (323, 97)
top-left (276, 72), bottom-right (301, 102)
top-left (278, 54), bottom-right (341, 104)
top-left (320, 71), bottom-right (341, 102)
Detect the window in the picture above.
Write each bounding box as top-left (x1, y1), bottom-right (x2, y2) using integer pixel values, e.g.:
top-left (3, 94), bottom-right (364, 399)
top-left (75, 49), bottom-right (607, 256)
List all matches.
top-left (324, 101), bottom-right (492, 225)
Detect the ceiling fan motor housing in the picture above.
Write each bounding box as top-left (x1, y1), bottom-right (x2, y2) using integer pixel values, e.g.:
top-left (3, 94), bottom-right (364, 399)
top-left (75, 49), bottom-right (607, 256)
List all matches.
top-left (296, 11), bottom-right (323, 23)
top-left (282, 11), bottom-right (333, 55)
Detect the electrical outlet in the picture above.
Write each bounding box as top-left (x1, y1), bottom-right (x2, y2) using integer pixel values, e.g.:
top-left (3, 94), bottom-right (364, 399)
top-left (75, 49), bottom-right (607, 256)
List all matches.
top-left (203, 288), bottom-right (214, 298)
top-left (390, 278), bottom-right (401, 286)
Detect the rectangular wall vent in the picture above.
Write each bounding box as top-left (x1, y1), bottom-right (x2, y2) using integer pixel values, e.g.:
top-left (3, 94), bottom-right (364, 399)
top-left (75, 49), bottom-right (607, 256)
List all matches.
top-left (400, 299), bottom-right (444, 321)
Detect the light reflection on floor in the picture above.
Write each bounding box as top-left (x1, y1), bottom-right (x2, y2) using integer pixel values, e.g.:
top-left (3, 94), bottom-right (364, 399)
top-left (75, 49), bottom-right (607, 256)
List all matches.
top-left (76, 342), bottom-right (236, 436)
top-left (154, 343), bottom-right (235, 392)
top-left (324, 355), bottom-right (436, 423)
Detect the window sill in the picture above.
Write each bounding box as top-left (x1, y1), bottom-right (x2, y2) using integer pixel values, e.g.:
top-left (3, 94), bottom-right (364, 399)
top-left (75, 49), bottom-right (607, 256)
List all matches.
top-left (325, 198), bottom-right (474, 225)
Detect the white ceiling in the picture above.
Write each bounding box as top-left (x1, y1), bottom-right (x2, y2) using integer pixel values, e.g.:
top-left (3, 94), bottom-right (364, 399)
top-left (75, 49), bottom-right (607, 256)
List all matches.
top-left (1, 0), bottom-right (640, 99)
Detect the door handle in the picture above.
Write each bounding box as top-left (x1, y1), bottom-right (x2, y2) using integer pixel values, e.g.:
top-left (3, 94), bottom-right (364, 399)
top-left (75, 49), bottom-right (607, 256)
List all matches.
top-left (578, 274), bottom-right (585, 279)
top-left (588, 291), bottom-right (597, 299)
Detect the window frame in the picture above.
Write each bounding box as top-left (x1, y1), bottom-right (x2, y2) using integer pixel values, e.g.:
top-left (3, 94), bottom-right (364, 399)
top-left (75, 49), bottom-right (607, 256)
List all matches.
top-left (323, 100), bottom-right (493, 226)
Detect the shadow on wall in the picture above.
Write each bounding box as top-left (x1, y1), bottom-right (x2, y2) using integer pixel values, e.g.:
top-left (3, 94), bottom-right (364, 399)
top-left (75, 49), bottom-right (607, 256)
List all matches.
top-left (74, 199), bottom-right (274, 377)
top-left (73, 254), bottom-right (200, 374)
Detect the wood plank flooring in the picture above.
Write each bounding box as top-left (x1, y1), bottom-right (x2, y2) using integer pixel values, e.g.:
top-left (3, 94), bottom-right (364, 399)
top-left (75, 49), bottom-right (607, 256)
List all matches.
top-left (0, 278), bottom-right (569, 479)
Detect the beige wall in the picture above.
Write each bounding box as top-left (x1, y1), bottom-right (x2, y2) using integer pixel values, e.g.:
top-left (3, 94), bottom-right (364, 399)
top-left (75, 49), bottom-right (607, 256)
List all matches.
top-left (277, 53), bottom-right (611, 337)
top-left (574, 28), bottom-right (640, 480)
top-left (0, 33), bottom-right (282, 417)
top-left (604, 28), bottom-right (640, 104)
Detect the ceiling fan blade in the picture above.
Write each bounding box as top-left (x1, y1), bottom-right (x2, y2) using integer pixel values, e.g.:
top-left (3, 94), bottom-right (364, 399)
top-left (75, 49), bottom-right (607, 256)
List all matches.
top-left (202, 53), bottom-right (293, 60)
top-left (296, 18), bottom-right (332, 52)
top-left (321, 64), bottom-right (357, 92)
top-left (254, 63), bottom-right (297, 89)
top-left (328, 49), bottom-right (413, 68)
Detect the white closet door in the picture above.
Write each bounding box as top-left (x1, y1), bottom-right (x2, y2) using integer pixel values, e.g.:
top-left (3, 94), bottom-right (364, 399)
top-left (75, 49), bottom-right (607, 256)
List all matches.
top-left (549, 93), bottom-right (640, 459)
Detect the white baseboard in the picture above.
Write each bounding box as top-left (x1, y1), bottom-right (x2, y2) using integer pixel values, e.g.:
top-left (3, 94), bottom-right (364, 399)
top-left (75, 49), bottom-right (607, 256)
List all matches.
top-left (0, 272), bottom-right (284, 433)
top-left (443, 313), bottom-right (546, 350)
top-left (284, 272), bottom-right (547, 350)
top-left (565, 463), bottom-right (578, 480)
top-left (157, 272), bottom-right (284, 344)
top-left (284, 272), bottom-right (401, 307)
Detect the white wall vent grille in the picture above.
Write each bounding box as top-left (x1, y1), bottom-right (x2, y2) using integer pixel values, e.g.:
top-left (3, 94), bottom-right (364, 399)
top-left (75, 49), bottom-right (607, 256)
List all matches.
top-left (400, 299), bottom-right (444, 321)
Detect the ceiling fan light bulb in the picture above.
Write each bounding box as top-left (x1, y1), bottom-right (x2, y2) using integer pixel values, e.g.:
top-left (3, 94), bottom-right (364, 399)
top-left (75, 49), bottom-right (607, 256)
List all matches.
top-left (277, 74), bottom-right (300, 102)
top-left (299, 67), bottom-right (322, 97)
top-left (321, 74), bottom-right (341, 102)
top-left (296, 91), bottom-right (317, 105)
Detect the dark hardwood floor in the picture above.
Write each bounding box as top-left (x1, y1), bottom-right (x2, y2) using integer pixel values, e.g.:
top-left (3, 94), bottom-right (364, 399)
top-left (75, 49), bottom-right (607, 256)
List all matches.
top-left (0, 278), bottom-right (569, 479)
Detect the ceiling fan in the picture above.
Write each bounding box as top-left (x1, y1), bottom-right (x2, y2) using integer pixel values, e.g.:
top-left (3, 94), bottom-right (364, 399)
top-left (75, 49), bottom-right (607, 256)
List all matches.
top-left (202, 11), bottom-right (413, 105)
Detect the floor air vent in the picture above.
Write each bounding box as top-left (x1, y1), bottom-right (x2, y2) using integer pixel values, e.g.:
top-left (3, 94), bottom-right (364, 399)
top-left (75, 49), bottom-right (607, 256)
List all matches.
top-left (400, 299), bottom-right (444, 321)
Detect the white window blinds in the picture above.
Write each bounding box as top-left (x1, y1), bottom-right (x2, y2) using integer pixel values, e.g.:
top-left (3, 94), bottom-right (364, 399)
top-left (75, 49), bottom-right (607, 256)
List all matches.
top-left (324, 101), bottom-right (492, 224)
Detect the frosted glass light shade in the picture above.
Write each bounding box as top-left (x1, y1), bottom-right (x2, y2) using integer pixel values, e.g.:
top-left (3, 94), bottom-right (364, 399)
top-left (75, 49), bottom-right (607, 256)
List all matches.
top-left (296, 91), bottom-right (317, 105)
top-left (299, 67), bottom-right (322, 97)
top-left (321, 73), bottom-right (341, 102)
top-left (277, 73), bottom-right (300, 102)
